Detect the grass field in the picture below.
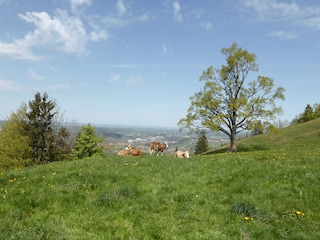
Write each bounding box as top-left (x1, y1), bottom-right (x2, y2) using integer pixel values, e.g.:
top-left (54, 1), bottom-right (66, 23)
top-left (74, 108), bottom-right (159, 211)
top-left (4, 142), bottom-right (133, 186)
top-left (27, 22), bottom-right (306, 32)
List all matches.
top-left (1, 119), bottom-right (320, 239)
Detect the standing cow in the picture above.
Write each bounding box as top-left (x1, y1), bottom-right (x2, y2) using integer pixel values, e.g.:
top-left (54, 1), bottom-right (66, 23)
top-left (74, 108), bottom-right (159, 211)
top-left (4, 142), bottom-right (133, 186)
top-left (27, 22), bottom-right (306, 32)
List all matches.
top-left (150, 142), bottom-right (168, 156)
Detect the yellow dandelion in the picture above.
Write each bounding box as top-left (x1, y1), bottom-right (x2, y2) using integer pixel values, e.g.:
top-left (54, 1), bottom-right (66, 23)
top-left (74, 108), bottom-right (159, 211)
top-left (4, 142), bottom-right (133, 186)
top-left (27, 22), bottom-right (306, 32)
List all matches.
top-left (244, 217), bottom-right (250, 221)
top-left (296, 210), bottom-right (305, 216)
top-left (195, 195), bottom-right (199, 198)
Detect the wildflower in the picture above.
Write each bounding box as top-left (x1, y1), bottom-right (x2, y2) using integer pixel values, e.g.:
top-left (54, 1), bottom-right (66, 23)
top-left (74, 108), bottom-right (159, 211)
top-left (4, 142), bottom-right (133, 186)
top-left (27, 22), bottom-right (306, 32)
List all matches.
top-left (296, 210), bottom-right (305, 216)
top-left (52, 172), bottom-right (57, 176)
top-left (244, 217), bottom-right (254, 221)
top-left (195, 195), bottom-right (199, 198)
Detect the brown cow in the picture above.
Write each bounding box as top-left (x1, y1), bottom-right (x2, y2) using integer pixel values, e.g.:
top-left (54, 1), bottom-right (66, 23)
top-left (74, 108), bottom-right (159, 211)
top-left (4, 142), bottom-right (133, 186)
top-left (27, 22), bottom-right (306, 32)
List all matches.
top-left (128, 146), bottom-right (143, 156)
top-left (117, 147), bottom-right (130, 156)
top-left (150, 142), bottom-right (168, 156)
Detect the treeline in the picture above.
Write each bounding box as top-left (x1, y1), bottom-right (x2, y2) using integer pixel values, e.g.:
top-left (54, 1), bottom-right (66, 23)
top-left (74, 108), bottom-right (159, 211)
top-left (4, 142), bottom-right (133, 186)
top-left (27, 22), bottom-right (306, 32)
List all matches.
top-left (291, 103), bottom-right (320, 124)
top-left (0, 92), bottom-right (104, 171)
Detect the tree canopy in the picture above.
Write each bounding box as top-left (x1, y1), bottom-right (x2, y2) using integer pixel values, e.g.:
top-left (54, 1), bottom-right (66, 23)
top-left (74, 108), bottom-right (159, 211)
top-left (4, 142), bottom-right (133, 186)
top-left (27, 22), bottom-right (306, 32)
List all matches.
top-left (70, 124), bottom-right (104, 160)
top-left (178, 43), bottom-right (285, 152)
top-left (23, 92), bottom-right (58, 163)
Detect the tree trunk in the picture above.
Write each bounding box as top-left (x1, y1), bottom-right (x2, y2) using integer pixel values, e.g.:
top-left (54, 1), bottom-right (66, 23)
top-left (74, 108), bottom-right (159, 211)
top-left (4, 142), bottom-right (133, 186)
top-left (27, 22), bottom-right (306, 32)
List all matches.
top-left (229, 131), bottom-right (237, 152)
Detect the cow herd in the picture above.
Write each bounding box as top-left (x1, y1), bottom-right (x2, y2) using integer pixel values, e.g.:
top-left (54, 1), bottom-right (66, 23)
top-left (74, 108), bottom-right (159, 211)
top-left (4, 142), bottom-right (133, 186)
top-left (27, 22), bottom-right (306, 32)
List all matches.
top-left (117, 141), bottom-right (190, 158)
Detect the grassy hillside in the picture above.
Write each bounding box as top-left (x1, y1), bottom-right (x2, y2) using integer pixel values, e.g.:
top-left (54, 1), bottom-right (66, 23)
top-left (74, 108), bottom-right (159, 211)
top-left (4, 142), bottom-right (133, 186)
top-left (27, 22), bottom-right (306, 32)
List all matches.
top-left (238, 118), bottom-right (320, 151)
top-left (1, 120), bottom-right (319, 239)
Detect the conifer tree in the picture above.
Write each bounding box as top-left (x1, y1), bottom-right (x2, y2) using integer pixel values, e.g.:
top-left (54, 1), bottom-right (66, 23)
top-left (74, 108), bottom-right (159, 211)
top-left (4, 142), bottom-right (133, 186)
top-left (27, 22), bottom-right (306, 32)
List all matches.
top-left (194, 132), bottom-right (208, 155)
top-left (70, 124), bottom-right (104, 160)
top-left (298, 104), bottom-right (314, 123)
top-left (24, 92), bottom-right (57, 163)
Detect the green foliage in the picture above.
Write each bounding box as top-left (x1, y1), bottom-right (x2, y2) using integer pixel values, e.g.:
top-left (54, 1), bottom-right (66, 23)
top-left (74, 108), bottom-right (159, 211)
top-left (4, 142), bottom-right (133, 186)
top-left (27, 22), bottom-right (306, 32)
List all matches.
top-left (194, 132), bottom-right (208, 154)
top-left (0, 104), bottom-right (32, 170)
top-left (294, 103), bottom-right (320, 124)
top-left (0, 92), bottom-right (72, 170)
top-left (178, 42), bottom-right (285, 152)
top-left (70, 124), bottom-right (104, 160)
top-left (23, 92), bottom-right (58, 163)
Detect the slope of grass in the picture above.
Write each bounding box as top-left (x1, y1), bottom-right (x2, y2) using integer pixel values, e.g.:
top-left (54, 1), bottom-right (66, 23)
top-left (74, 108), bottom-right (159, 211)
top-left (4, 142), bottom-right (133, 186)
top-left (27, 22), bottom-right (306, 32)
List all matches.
top-left (239, 118), bottom-right (320, 151)
top-left (0, 120), bottom-right (319, 239)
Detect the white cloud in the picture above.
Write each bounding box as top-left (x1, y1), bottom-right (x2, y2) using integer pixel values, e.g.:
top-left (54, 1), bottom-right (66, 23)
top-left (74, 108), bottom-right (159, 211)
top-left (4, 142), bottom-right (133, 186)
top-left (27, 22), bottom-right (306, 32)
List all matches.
top-left (0, 79), bottom-right (22, 91)
top-left (18, 10), bottom-right (88, 53)
top-left (107, 74), bottom-right (142, 87)
top-left (239, 0), bottom-right (320, 31)
top-left (172, 1), bottom-right (182, 22)
top-left (69, 0), bottom-right (92, 13)
top-left (270, 30), bottom-right (298, 40)
top-left (240, 0), bottom-right (320, 24)
top-left (27, 68), bottom-right (44, 81)
top-left (161, 43), bottom-right (172, 54)
top-left (117, 0), bottom-right (127, 15)
top-left (0, 41), bottom-right (39, 60)
top-left (240, 0), bottom-right (300, 21)
top-left (125, 75), bottom-right (142, 86)
top-left (201, 22), bottom-right (213, 30)
top-left (0, 8), bottom-right (108, 60)
top-left (301, 17), bottom-right (320, 30)
top-left (108, 74), bottom-right (121, 83)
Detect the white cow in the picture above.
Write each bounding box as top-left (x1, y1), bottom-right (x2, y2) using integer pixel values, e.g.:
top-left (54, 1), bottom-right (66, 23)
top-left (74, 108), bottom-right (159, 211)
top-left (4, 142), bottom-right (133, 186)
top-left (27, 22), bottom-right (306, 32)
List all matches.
top-left (174, 150), bottom-right (190, 158)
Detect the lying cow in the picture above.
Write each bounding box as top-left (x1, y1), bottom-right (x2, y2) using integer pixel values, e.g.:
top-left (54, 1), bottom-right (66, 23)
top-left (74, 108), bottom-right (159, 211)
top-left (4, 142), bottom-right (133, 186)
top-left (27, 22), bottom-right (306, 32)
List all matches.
top-left (174, 150), bottom-right (190, 158)
top-left (117, 147), bottom-right (130, 156)
top-left (128, 145), bottom-right (143, 156)
top-left (150, 142), bottom-right (168, 156)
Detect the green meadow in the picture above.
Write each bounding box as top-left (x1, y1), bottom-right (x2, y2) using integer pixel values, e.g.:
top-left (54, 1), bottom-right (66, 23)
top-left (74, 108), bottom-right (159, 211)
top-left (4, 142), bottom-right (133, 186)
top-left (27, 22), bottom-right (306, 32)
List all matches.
top-left (1, 119), bottom-right (320, 239)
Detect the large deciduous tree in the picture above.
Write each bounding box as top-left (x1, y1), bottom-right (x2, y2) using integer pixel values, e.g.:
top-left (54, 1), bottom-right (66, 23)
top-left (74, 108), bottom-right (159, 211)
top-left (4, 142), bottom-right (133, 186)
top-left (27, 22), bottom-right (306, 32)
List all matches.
top-left (178, 43), bottom-right (285, 152)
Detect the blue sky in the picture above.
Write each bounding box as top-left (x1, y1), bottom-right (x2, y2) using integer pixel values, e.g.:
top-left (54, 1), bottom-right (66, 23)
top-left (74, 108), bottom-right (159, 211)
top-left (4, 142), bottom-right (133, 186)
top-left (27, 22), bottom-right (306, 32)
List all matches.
top-left (0, 0), bottom-right (319, 128)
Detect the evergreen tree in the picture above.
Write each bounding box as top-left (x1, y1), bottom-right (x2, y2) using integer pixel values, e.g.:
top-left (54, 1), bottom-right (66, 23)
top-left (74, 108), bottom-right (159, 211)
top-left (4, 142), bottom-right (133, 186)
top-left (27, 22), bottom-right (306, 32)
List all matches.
top-left (194, 132), bottom-right (208, 155)
top-left (23, 92), bottom-right (57, 163)
top-left (70, 124), bottom-right (104, 160)
top-left (298, 104), bottom-right (314, 123)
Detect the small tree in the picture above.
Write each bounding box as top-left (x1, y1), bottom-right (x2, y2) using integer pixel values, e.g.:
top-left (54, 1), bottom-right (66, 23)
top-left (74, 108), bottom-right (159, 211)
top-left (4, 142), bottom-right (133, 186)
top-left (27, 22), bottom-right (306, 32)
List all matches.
top-left (299, 104), bottom-right (314, 123)
top-left (194, 132), bottom-right (208, 155)
top-left (178, 43), bottom-right (285, 152)
top-left (0, 104), bottom-right (32, 170)
top-left (314, 103), bottom-right (320, 119)
top-left (70, 124), bottom-right (104, 160)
